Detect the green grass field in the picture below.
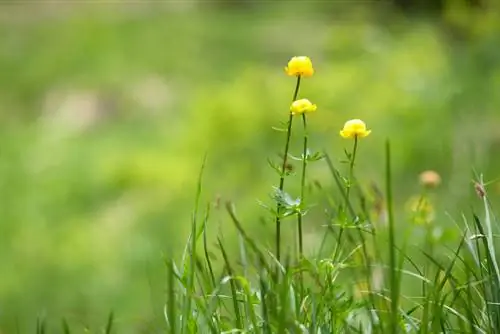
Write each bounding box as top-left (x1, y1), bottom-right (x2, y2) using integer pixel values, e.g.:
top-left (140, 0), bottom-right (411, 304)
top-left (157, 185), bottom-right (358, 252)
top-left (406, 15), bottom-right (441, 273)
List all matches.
top-left (1, 2), bottom-right (500, 333)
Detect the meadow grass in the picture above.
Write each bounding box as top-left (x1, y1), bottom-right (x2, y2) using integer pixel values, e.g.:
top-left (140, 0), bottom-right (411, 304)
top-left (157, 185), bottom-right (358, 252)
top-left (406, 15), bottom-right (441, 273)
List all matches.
top-left (145, 58), bottom-right (500, 333)
top-left (157, 140), bottom-right (500, 333)
top-left (157, 154), bottom-right (499, 333)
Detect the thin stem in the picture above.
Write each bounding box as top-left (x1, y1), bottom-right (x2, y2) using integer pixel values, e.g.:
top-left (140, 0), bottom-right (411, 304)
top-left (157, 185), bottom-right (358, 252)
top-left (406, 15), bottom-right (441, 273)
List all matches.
top-left (275, 75), bottom-right (301, 262)
top-left (333, 136), bottom-right (359, 261)
top-left (297, 112), bottom-right (308, 298)
top-left (345, 135), bottom-right (358, 206)
top-left (297, 113), bottom-right (308, 261)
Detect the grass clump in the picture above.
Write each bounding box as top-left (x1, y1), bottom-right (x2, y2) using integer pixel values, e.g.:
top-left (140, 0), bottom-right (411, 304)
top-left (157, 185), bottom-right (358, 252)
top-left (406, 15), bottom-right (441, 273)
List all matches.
top-left (159, 56), bottom-right (500, 334)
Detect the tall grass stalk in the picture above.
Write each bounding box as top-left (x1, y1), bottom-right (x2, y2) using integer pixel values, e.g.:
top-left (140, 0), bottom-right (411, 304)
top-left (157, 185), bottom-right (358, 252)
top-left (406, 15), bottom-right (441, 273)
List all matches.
top-left (385, 140), bottom-right (400, 333)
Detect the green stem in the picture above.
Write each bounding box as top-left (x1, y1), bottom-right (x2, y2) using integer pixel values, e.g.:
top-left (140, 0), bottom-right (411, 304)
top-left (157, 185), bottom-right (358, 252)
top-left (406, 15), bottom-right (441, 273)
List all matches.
top-left (297, 113), bottom-right (308, 260)
top-left (297, 113), bottom-right (308, 297)
top-left (345, 136), bottom-right (358, 206)
top-left (275, 75), bottom-right (301, 262)
top-left (333, 136), bottom-right (358, 261)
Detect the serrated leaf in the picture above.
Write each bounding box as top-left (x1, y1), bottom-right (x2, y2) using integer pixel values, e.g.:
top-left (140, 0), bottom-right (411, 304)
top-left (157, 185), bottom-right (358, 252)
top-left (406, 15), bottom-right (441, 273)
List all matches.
top-left (307, 151), bottom-right (325, 162)
top-left (267, 158), bottom-right (282, 175)
top-left (257, 199), bottom-right (278, 216)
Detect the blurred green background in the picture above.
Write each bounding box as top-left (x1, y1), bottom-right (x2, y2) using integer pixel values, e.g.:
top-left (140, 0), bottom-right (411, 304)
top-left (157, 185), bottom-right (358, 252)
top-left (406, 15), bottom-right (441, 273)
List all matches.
top-left (1, 0), bottom-right (500, 332)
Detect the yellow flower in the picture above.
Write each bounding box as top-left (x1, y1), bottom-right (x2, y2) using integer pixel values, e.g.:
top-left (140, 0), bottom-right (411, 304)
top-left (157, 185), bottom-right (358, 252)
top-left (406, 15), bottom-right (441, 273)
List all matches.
top-left (285, 56), bottom-right (314, 77)
top-left (339, 119), bottom-right (371, 139)
top-left (290, 99), bottom-right (317, 116)
top-left (406, 195), bottom-right (435, 225)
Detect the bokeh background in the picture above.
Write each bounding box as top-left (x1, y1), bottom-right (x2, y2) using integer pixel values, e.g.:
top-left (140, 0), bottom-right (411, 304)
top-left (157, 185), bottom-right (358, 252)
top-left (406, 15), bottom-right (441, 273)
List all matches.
top-left (1, 0), bottom-right (500, 332)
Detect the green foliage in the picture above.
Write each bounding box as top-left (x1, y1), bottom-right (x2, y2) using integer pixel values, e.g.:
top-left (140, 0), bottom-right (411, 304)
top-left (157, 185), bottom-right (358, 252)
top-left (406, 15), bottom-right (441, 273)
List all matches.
top-left (162, 144), bottom-right (500, 333)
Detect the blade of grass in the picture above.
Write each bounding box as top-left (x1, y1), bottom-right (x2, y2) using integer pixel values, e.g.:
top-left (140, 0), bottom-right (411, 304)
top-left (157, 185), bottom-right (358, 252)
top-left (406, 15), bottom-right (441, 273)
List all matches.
top-left (323, 152), bottom-right (356, 218)
top-left (181, 154), bottom-right (207, 334)
top-left (61, 319), bottom-right (70, 334)
top-left (236, 223), bottom-right (253, 330)
top-left (277, 254), bottom-right (292, 334)
top-left (217, 237), bottom-right (243, 330)
top-left (226, 201), bottom-right (273, 276)
top-left (473, 213), bottom-right (499, 332)
top-left (203, 204), bottom-right (216, 288)
top-left (104, 312), bottom-right (114, 334)
top-left (385, 140), bottom-right (399, 332)
top-left (36, 316), bottom-right (46, 334)
top-left (259, 257), bottom-right (271, 334)
top-left (167, 258), bottom-right (177, 334)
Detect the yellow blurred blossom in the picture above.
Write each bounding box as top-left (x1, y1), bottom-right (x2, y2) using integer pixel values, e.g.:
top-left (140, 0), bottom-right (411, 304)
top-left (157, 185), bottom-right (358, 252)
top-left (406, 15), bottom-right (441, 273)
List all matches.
top-left (340, 119), bottom-right (371, 139)
top-left (419, 170), bottom-right (441, 188)
top-left (406, 195), bottom-right (435, 225)
top-left (290, 98), bottom-right (317, 116)
top-left (285, 56), bottom-right (314, 77)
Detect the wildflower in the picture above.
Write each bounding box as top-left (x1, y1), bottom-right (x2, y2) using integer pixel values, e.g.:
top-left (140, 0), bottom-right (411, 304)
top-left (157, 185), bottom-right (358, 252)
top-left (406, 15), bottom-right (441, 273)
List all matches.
top-left (406, 195), bottom-right (435, 225)
top-left (339, 119), bottom-right (371, 139)
top-left (290, 98), bottom-right (317, 116)
top-left (285, 56), bottom-right (314, 77)
top-left (419, 170), bottom-right (441, 188)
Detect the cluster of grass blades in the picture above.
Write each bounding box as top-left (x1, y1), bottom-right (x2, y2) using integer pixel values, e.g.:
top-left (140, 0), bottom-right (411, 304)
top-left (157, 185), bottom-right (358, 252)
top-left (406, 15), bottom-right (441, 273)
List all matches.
top-left (33, 312), bottom-right (114, 334)
top-left (162, 145), bottom-right (500, 333)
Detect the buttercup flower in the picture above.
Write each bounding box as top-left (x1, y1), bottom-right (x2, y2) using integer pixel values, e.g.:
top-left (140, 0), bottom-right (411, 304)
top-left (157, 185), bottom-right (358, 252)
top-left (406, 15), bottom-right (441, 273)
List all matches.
top-left (290, 99), bottom-right (317, 116)
top-left (285, 56), bottom-right (314, 77)
top-left (419, 170), bottom-right (441, 188)
top-left (339, 119), bottom-right (371, 139)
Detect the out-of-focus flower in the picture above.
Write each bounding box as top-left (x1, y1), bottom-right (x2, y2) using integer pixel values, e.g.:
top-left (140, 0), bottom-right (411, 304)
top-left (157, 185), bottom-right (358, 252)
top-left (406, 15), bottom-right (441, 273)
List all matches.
top-left (406, 195), bottom-right (435, 225)
top-left (419, 170), bottom-right (441, 188)
top-left (285, 56), bottom-right (314, 77)
top-left (290, 98), bottom-right (317, 116)
top-left (340, 119), bottom-right (371, 139)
